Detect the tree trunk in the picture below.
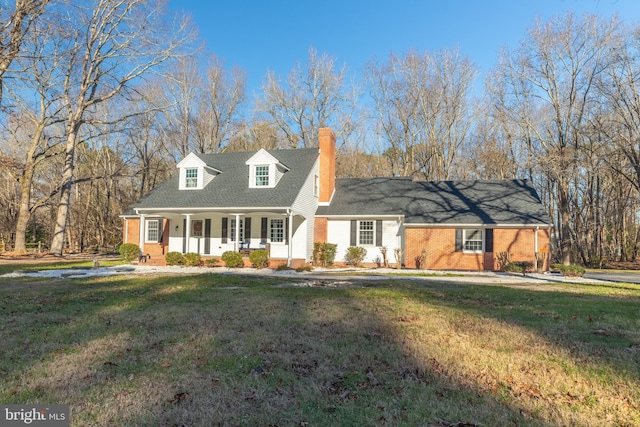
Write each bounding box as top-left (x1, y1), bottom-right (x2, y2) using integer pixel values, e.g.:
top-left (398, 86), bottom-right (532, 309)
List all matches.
top-left (13, 165), bottom-right (36, 252)
top-left (49, 129), bottom-right (77, 255)
top-left (558, 180), bottom-right (572, 265)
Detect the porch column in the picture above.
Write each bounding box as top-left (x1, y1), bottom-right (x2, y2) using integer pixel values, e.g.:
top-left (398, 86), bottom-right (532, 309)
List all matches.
top-left (287, 210), bottom-right (293, 267)
top-left (138, 214), bottom-right (146, 252)
top-left (185, 214), bottom-right (191, 253)
top-left (234, 213), bottom-right (241, 252)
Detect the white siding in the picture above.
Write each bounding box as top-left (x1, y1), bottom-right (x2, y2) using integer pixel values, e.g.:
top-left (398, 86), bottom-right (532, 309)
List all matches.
top-left (326, 219), bottom-right (403, 264)
top-left (291, 158), bottom-right (320, 261)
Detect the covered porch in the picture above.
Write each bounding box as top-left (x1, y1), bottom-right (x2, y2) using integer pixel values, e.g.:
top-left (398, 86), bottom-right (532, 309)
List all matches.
top-left (128, 207), bottom-right (312, 267)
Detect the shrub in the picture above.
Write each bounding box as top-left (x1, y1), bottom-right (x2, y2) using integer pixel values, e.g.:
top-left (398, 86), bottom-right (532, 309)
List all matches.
top-left (275, 263), bottom-right (290, 271)
top-left (496, 251), bottom-right (510, 271)
top-left (204, 258), bottom-right (219, 267)
top-left (165, 251), bottom-right (185, 266)
top-left (183, 252), bottom-right (202, 267)
top-left (249, 250), bottom-right (269, 269)
top-left (296, 264), bottom-right (313, 272)
top-left (221, 251), bottom-right (243, 268)
top-left (313, 242), bottom-right (337, 267)
top-left (118, 243), bottom-right (140, 262)
top-left (551, 263), bottom-right (585, 277)
top-left (504, 261), bottom-right (533, 276)
top-left (344, 246), bottom-right (367, 267)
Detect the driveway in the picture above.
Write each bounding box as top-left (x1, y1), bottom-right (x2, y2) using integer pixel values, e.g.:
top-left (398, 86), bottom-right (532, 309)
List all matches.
top-left (583, 271), bottom-right (640, 284)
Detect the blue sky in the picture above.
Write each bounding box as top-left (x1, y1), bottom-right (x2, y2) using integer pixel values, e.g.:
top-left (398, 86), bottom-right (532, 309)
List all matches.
top-left (169, 0), bottom-right (640, 98)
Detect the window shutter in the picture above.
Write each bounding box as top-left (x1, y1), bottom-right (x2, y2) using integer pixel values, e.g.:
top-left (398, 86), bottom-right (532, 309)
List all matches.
top-left (157, 219), bottom-right (163, 243)
top-left (182, 218), bottom-right (187, 253)
top-left (485, 229), bottom-right (493, 253)
top-left (350, 220), bottom-right (357, 246)
top-left (261, 217), bottom-right (268, 242)
top-left (204, 219), bottom-right (211, 254)
top-left (455, 229), bottom-right (463, 252)
top-left (221, 218), bottom-right (228, 243)
top-left (375, 220), bottom-right (383, 246)
top-left (244, 217), bottom-right (252, 241)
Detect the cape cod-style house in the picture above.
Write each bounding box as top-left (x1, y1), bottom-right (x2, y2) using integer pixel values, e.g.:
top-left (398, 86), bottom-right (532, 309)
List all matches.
top-left (121, 128), bottom-right (553, 270)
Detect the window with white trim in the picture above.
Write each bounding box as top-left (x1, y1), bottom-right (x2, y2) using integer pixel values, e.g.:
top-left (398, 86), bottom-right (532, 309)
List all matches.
top-left (230, 219), bottom-right (244, 242)
top-left (191, 219), bottom-right (203, 237)
top-left (314, 174), bottom-right (319, 197)
top-left (146, 219), bottom-right (161, 242)
top-left (185, 168), bottom-right (198, 188)
top-left (463, 229), bottom-right (483, 252)
top-left (270, 219), bottom-right (284, 243)
top-left (255, 165), bottom-right (269, 186)
top-left (359, 220), bottom-right (374, 246)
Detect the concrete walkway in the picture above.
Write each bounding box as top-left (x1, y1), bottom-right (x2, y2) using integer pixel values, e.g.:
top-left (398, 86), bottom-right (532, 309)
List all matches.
top-left (2, 264), bottom-right (618, 286)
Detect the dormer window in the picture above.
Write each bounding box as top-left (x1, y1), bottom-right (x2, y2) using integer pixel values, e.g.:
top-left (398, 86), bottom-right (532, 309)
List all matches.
top-left (255, 165), bottom-right (270, 186)
top-left (246, 149), bottom-right (289, 189)
top-left (185, 168), bottom-right (198, 188)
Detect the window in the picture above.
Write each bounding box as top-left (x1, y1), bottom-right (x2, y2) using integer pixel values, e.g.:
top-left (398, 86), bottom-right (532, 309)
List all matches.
top-left (185, 168), bottom-right (198, 188)
top-left (359, 221), bottom-right (374, 246)
top-left (230, 219), bottom-right (244, 242)
top-left (191, 220), bottom-right (203, 237)
top-left (270, 219), bottom-right (284, 243)
top-left (255, 165), bottom-right (269, 186)
top-left (464, 229), bottom-right (483, 252)
top-left (146, 219), bottom-right (160, 242)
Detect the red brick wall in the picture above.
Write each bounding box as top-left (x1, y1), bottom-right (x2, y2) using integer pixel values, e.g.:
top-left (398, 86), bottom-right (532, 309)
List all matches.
top-left (123, 218), bottom-right (168, 256)
top-left (318, 128), bottom-right (336, 203)
top-left (405, 227), bottom-right (551, 271)
top-left (493, 228), bottom-right (551, 271)
top-left (314, 217), bottom-right (328, 243)
top-left (124, 218), bottom-right (140, 247)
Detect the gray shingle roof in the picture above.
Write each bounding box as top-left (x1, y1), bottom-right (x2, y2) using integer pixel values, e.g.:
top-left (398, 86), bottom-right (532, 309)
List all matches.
top-left (316, 177), bottom-right (552, 226)
top-left (124, 148), bottom-right (318, 214)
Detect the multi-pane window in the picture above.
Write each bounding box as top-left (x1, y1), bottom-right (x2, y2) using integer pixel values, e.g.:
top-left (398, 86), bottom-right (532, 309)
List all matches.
top-left (255, 165), bottom-right (269, 186)
top-left (464, 229), bottom-right (483, 252)
top-left (359, 221), bottom-right (374, 246)
top-left (185, 168), bottom-right (198, 188)
top-left (146, 220), bottom-right (160, 242)
top-left (270, 219), bottom-right (284, 243)
top-left (230, 219), bottom-right (244, 242)
top-left (191, 220), bottom-right (203, 237)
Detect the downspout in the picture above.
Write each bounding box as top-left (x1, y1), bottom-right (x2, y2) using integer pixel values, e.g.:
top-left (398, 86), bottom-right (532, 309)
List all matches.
top-left (535, 226), bottom-right (539, 270)
top-left (287, 209), bottom-right (293, 267)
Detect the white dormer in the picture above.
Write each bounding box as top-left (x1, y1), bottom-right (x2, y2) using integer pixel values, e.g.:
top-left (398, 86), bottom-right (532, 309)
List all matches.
top-left (176, 153), bottom-right (221, 190)
top-left (245, 148), bottom-right (289, 188)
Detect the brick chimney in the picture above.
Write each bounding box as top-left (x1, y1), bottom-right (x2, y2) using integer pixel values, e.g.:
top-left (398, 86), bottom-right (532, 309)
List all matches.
top-left (318, 128), bottom-right (336, 204)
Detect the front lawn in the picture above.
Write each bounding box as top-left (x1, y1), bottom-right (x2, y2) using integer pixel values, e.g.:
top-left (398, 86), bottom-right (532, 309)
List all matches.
top-left (0, 272), bottom-right (638, 426)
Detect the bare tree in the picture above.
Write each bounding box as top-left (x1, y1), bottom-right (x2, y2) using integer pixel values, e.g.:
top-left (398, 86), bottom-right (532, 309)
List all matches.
top-left (192, 55), bottom-right (246, 153)
top-left (490, 13), bottom-right (617, 265)
top-left (161, 55), bottom-right (201, 159)
top-left (48, 0), bottom-right (192, 255)
top-left (0, 0), bottom-right (48, 103)
top-left (4, 8), bottom-right (67, 252)
top-left (366, 49), bottom-right (477, 180)
top-left (257, 47), bottom-right (358, 148)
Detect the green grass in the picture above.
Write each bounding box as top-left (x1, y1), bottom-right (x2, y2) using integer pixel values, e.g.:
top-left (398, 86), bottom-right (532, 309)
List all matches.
top-left (1, 271), bottom-right (639, 426)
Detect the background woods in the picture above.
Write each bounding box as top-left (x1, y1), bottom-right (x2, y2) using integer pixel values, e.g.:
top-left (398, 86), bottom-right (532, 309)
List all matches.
top-left (1, 3), bottom-right (639, 266)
